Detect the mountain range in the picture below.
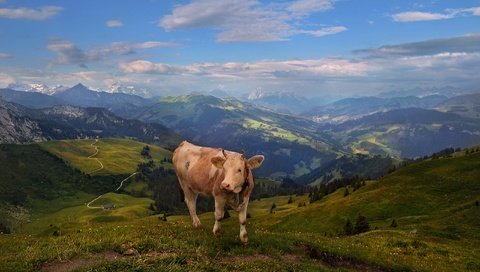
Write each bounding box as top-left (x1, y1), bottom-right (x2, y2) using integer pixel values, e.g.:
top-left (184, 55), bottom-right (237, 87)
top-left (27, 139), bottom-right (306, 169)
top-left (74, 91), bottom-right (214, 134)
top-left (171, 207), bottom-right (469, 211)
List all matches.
top-left (0, 98), bottom-right (181, 148)
top-left (1, 83), bottom-right (480, 178)
top-left (303, 95), bottom-right (449, 123)
top-left (247, 90), bottom-right (319, 114)
top-left (132, 94), bottom-right (339, 177)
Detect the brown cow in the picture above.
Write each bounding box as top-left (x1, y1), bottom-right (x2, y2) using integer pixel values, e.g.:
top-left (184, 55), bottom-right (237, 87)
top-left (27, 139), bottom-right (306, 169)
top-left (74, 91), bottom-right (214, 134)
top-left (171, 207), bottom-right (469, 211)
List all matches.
top-left (172, 141), bottom-right (264, 244)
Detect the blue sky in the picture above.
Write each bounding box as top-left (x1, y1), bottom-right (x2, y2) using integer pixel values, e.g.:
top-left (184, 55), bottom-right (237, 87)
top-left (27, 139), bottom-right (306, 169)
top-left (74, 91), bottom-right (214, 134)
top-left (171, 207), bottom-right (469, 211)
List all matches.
top-left (0, 0), bottom-right (479, 98)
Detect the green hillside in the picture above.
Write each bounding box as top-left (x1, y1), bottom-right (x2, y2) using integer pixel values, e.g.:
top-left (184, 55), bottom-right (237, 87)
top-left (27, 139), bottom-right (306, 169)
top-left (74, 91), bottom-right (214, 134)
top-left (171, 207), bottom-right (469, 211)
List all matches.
top-left (1, 149), bottom-right (479, 271)
top-left (133, 94), bottom-right (341, 178)
top-left (39, 138), bottom-right (172, 175)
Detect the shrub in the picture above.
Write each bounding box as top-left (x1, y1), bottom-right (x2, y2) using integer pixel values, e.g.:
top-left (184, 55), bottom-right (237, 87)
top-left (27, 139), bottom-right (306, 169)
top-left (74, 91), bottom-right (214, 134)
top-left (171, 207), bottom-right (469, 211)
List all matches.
top-left (343, 187), bottom-right (349, 197)
top-left (344, 218), bottom-right (353, 235)
top-left (270, 203), bottom-right (276, 214)
top-left (353, 215), bottom-right (370, 234)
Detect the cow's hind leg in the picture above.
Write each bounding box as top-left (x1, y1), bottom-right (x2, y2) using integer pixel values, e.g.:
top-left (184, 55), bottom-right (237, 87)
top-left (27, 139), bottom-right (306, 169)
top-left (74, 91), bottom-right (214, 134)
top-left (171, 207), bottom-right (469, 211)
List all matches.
top-left (183, 187), bottom-right (201, 228)
top-left (213, 196), bottom-right (226, 236)
top-left (238, 199), bottom-right (249, 244)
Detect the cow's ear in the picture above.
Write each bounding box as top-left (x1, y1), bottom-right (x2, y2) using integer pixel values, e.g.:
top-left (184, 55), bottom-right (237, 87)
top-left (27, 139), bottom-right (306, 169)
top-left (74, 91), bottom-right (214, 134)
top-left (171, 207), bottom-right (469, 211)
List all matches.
top-left (247, 155), bottom-right (264, 169)
top-left (211, 156), bottom-right (226, 169)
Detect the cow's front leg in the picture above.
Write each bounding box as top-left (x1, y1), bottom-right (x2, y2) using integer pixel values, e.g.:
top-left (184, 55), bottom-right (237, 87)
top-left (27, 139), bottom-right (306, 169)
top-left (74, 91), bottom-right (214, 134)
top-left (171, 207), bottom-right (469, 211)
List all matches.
top-left (213, 196), bottom-right (226, 236)
top-left (238, 197), bottom-right (249, 244)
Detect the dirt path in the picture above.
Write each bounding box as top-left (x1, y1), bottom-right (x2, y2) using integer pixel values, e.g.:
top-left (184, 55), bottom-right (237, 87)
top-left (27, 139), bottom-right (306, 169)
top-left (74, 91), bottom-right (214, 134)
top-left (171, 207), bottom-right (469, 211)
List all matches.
top-left (88, 139), bottom-right (104, 175)
top-left (86, 172), bottom-right (138, 209)
top-left (115, 172), bottom-right (138, 191)
top-left (85, 139), bottom-right (138, 209)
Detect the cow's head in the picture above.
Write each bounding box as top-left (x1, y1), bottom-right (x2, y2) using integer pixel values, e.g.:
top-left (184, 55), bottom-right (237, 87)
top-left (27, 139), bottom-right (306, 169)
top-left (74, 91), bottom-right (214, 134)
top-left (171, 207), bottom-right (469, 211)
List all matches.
top-left (211, 150), bottom-right (264, 194)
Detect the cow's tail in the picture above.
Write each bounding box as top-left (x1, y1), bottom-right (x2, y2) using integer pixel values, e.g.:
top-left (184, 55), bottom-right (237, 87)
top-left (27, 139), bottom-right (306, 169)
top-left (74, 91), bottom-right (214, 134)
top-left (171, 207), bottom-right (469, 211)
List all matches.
top-left (179, 187), bottom-right (185, 202)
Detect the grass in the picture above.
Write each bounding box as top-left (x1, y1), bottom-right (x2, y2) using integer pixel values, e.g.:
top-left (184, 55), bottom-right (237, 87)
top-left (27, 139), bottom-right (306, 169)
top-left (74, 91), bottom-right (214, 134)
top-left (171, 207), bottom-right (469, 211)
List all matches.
top-left (0, 150), bottom-right (479, 271)
top-left (39, 138), bottom-right (172, 175)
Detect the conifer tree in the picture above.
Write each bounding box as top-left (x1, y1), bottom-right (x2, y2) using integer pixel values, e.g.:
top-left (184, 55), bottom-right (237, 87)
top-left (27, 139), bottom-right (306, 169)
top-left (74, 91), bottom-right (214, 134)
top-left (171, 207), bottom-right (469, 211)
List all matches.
top-left (344, 218), bottom-right (353, 235)
top-left (353, 215), bottom-right (370, 234)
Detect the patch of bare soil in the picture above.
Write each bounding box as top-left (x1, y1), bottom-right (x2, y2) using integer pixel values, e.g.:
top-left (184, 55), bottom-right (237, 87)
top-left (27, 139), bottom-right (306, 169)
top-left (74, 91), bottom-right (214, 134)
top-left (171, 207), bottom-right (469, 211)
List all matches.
top-left (39, 251), bottom-right (121, 272)
top-left (299, 243), bottom-right (389, 272)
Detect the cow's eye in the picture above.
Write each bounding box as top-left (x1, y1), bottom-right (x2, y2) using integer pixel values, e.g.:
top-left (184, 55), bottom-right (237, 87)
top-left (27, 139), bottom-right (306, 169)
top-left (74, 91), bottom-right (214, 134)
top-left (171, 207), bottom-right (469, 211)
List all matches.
top-left (238, 169), bottom-right (242, 172)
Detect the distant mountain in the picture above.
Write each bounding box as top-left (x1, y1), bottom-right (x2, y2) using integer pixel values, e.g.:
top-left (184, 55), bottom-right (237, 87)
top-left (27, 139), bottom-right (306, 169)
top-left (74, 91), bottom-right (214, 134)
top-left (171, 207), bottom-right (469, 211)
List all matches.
top-left (132, 94), bottom-right (340, 178)
top-left (436, 93), bottom-right (480, 119)
top-left (0, 88), bottom-right (66, 109)
top-left (304, 95), bottom-right (448, 123)
top-left (0, 99), bottom-right (181, 148)
top-left (377, 86), bottom-right (465, 98)
top-left (7, 83), bottom-right (68, 95)
top-left (247, 90), bottom-right (316, 114)
top-left (107, 83), bottom-right (151, 97)
top-left (53, 84), bottom-right (154, 118)
top-left (0, 99), bottom-right (47, 143)
top-left (322, 108), bottom-right (480, 158)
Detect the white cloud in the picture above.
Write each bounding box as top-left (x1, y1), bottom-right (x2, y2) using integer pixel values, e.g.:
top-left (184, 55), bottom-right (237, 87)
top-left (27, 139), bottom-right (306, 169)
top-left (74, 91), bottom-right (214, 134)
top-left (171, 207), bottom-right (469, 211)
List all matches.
top-left (100, 41), bottom-right (178, 55)
top-left (465, 6), bottom-right (480, 16)
top-left (0, 53), bottom-right (14, 59)
top-left (0, 72), bottom-right (15, 87)
top-left (119, 58), bottom-right (371, 78)
top-left (0, 6), bottom-right (62, 20)
top-left (159, 0), bottom-right (344, 42)
top-left (106, 19), bottom-right (123, 28)
top-left (119, 60), bottom-right (185, 74)
top-left (287, 0), bottom-right (334, 17)
top-left (47, 39), bottom-right (98, 67)
top-left (392, 11), bottom-right (453, 22)
top-left (47, 39), bottom-right (178, 67)
top-left (298, 26), bottom-right (347, 37)
top-left (392, 6), bottom-right (480, 22)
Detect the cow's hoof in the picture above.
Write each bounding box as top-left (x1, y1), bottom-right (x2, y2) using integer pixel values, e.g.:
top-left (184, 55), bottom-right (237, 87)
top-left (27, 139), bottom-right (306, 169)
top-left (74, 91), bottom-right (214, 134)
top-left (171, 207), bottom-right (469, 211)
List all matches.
top-left (213, 229), bottom-right (221, 236)
top-left (240, 234), bottom-right (248, 245)
top-left (193, 224), bottom-right (203, 229)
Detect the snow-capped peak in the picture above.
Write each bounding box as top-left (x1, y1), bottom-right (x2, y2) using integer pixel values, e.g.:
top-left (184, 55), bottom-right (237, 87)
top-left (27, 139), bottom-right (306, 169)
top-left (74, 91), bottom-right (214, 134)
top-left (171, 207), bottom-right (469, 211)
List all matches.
top-left (7, 83), bottom-right (68, 95)
top-left (107, 82), bottom-right (150, 97)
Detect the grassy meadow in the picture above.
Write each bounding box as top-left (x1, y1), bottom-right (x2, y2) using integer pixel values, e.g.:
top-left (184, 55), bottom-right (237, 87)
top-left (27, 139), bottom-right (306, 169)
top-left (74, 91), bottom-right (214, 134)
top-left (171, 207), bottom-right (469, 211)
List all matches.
top-left (0, 150), bottom-right (479, 271)
top-left (39, 138), bottom-right (172, 175)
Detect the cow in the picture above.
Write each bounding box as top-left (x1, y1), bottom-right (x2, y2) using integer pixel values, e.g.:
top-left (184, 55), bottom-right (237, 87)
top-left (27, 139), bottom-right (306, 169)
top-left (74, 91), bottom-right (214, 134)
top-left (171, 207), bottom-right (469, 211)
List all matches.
top-left (172, 141), bottom-right (264, 244)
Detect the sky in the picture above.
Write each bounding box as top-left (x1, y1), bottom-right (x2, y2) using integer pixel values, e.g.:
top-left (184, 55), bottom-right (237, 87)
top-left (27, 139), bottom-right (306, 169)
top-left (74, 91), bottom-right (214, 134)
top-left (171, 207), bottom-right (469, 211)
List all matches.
top-left (0, 0), bottom-right (479, 98)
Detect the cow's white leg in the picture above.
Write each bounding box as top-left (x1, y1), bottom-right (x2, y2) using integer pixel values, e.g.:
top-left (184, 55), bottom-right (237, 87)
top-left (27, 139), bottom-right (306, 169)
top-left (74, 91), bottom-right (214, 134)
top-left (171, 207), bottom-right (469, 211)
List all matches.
top-left (238, 197), bottom-right (249, 244)
top-left (213, 196), bottom-right (226, 236)
top-left (184, 189), bottom-right (201, 228)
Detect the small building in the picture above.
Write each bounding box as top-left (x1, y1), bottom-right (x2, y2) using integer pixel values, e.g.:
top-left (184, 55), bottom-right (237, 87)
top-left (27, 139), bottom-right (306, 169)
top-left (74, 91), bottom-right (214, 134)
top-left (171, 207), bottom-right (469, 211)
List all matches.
top-left (102, 204), bottom-right (116, 210)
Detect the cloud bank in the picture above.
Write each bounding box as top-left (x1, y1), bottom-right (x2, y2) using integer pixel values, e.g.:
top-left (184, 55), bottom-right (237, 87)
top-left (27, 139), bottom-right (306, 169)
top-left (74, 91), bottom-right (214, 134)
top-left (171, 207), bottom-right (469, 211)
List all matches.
top-left (0, 6), bottom-right (62, 20)
top-left (159, 0), bottom-right (345, 42)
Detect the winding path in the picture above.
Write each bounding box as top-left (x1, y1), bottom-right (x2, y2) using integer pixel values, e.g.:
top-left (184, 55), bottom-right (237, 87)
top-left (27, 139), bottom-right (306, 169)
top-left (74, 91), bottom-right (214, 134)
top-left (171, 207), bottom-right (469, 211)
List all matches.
top-left (85, 139), bottom-right (138, 209)
top-left (88, 139), bottom-right (104, 174)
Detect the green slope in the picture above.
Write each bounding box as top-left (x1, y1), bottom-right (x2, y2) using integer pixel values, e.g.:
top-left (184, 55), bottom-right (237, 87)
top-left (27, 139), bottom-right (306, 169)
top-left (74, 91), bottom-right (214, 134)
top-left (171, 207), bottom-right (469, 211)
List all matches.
top-left (39, 138), bottom-right (172, 175)
top-left (1, 149), bottom-right (479, 271)
top-left (134, 94), bottom-right (341, 178)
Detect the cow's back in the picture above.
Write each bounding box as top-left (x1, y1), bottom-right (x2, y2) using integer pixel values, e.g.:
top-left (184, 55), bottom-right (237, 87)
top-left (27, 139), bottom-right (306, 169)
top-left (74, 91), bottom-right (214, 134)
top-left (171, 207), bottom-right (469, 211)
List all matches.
top-left (173, 141), bottom-right (220, 196)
